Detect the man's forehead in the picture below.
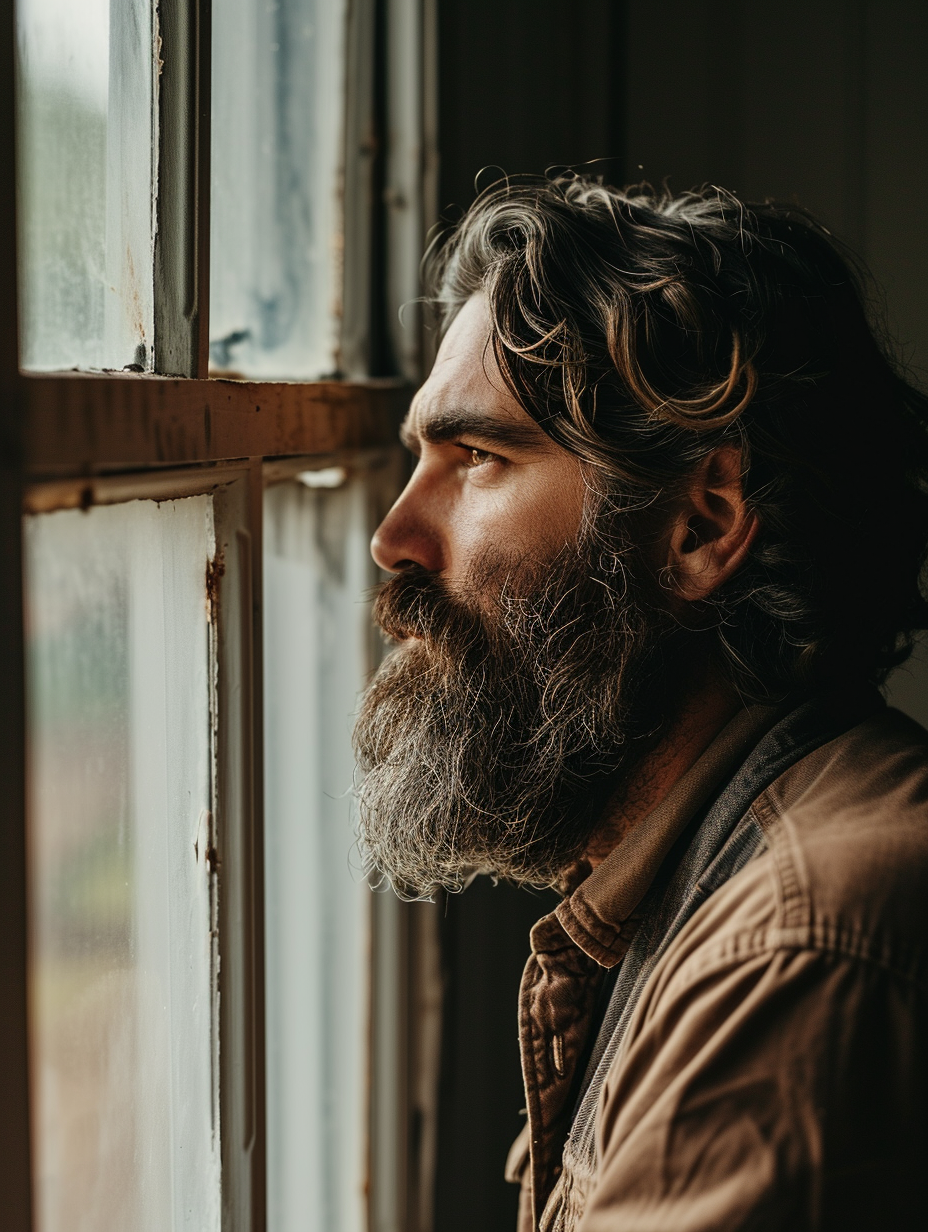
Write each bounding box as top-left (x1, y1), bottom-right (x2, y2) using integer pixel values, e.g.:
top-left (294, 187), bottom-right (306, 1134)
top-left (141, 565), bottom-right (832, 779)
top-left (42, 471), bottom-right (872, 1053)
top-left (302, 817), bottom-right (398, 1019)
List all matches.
top-left (402, 295), bottom-right (553, 448)
top-left (403, 337), bottom-right (556, 451)
top-left (428, 301), bottom-right (501, 387)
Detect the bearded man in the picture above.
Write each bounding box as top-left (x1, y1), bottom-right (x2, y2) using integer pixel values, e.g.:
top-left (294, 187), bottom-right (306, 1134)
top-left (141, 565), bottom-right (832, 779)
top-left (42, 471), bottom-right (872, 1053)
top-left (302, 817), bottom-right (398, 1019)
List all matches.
top-left (353, 176), bottom-right (928, 1231)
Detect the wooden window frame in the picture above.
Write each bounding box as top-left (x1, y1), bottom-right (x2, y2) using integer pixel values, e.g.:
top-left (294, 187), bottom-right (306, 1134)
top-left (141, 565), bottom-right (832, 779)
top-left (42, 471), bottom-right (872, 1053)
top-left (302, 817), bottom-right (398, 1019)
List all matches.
top-left (0, 0), bottom-right (442, 1229)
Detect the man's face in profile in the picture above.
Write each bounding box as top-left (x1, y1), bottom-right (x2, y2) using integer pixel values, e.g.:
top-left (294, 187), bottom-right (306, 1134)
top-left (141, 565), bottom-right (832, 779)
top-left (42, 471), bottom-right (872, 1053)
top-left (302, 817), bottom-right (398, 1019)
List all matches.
top-left (373, 293), bottom-right (587, 592)
top-left (353, 295), bottom-right (691, 898)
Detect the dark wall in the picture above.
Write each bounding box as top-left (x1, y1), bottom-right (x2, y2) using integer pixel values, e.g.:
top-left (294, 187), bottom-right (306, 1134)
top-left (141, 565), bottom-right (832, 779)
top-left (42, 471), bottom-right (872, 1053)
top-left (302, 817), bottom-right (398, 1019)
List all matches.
top-left (623, 0), bottom-right (928, 729)
top-left (433, 5), bottom-right (928, 1229)
top-left (626, 0), bottom-right (928, 397)
top-left (434, 879), bottom-right (558, 1232)
top-left (437, 0), bottom-right (624, 217)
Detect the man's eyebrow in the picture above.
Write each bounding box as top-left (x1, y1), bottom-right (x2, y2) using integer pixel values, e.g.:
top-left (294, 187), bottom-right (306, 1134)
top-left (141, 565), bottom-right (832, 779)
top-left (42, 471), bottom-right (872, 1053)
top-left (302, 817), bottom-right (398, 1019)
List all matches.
top-left (399, 407), bottom-right (552, 453)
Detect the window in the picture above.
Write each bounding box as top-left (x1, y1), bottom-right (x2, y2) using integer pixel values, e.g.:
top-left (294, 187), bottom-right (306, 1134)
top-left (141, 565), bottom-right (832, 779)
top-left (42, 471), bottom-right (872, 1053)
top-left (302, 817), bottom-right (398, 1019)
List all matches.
top-left (26, 487), bottom-right (220, 1232)
top-left (262, 469), bottom-right (374, 1232)
top-left (17, 0), bottom-right (155, 372)
top-left (3, 1), bottom-right (438, 1229)
top-left (209, 0), bottom-right (347, 378)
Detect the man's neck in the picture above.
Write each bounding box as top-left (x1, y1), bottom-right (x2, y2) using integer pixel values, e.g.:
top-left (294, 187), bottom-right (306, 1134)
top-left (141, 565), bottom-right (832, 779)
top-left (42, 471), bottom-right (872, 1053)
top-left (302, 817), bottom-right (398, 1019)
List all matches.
top-left (585, 677), bottom-right (743, 870)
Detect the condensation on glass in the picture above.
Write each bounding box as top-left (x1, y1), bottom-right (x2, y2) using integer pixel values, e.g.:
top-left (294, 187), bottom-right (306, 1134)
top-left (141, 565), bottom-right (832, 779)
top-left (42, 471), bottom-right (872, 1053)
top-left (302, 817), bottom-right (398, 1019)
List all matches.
top-left (263, 474), bottom-right (373, 1232)
top-left (16, 0), bottom-right (155, 372)
top-left (25, 497), bottom-right (221, 1232)
top-left (210, 0), bottom-right (347, 379)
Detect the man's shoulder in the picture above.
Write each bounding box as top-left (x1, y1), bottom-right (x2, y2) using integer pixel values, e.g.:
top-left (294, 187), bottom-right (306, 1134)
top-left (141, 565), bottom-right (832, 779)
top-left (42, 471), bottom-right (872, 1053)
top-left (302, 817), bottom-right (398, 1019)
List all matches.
top-left (763, 703), bottom-right (928, 832)
top-left (593, 709), bottom-right (928, 1232)
top-left (747, 705), bottom-right (928, 974)
top-left (630, 707), bottom-right (928, 1028)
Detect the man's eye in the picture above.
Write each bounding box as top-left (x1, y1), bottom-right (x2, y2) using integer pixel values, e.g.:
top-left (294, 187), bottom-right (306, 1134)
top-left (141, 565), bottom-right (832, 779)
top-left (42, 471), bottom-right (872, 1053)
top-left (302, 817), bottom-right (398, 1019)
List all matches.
top-left (461, 446), bottom-right (496, 468)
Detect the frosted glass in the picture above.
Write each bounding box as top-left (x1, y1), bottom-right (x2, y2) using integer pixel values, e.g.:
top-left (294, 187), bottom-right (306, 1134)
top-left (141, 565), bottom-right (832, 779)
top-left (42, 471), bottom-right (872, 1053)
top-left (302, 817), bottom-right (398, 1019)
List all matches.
top-left (263, 476), bottom-right (372, 1232)
top-left (210, 0), bottom-right (347, 378)
top-left (25, 497), bottom-right (220, 1232)
top-left (17, 0), bottom-right (155, 371)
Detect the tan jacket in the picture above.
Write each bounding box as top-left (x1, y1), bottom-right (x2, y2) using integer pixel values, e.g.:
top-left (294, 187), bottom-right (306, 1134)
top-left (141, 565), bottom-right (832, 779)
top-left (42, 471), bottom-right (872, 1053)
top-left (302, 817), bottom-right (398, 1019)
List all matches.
top-left (508, 695), bottom-right (928, 1231)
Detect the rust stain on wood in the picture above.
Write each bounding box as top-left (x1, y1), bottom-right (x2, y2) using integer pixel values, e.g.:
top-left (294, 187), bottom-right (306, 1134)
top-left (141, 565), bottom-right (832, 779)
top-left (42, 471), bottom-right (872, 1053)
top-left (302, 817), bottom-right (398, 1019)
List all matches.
top-left (205, 548), bottom-right (226, 623)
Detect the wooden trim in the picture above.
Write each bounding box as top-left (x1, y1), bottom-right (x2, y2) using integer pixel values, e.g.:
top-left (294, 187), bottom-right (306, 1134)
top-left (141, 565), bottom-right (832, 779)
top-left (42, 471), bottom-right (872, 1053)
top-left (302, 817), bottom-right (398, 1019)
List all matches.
top-left (243, 460), bottom-right (267, 1232)
top-left (154, 0), bottom-right (212, 377)
top-left (214, 465), bottom-right (266, 1232)
top-left (341, 0), bottom-right (378, 377)
top-left (196, 0), bottom-right (212, 378)
top-left (22, 374), bottom-right (411, 475)
top-left (0, 467), bottom-right (30, 1232)
top-left (385, 0), bottom-right (439, 383)
top-left (23, 459), bottom-right (253, 513)
top-left (0, 0), bottom-right (33, 1224)
top-left (0, 474), bottom-right (30, 1232)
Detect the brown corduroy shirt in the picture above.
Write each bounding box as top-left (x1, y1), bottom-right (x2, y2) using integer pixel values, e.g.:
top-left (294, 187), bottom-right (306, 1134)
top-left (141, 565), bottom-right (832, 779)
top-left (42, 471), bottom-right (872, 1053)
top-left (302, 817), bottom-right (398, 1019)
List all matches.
top-left (507, 696), bottom-right (928, 1231)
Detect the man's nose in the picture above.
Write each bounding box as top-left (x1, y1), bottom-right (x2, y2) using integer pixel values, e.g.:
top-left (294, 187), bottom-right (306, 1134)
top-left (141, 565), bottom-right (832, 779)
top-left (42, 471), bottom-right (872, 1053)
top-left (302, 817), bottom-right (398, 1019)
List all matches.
top-left (370, 476), bottom-right (445, 574)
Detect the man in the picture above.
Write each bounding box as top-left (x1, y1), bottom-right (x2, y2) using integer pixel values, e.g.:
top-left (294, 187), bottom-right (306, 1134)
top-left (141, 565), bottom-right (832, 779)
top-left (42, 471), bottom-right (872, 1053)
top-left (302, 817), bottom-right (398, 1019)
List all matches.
top-left (353, 176), bottom-right (928, 1230)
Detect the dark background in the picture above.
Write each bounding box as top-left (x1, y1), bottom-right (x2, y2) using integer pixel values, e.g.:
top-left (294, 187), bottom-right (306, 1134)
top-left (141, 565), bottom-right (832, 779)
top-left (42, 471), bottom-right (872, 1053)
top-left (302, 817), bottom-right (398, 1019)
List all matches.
top-left (432, 3), bottom-right (928, 1229)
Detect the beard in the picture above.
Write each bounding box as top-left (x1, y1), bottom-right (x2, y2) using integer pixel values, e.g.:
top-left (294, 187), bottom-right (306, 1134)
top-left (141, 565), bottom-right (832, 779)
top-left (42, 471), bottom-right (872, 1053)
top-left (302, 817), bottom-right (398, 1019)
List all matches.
top-left (353, 503), bottom-right (694, 899)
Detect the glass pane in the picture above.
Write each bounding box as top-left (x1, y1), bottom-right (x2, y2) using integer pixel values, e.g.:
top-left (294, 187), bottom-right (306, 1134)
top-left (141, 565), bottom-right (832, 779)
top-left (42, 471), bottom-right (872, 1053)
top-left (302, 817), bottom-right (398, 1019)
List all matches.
top-left (17, 0), bottom-right (155, 372)
top-left (210, 0), bottom-right (347, 379)
top-left (25, 497), bottom-right (220, 1232)
top-left (263, 474), bottom-right (372, 1232)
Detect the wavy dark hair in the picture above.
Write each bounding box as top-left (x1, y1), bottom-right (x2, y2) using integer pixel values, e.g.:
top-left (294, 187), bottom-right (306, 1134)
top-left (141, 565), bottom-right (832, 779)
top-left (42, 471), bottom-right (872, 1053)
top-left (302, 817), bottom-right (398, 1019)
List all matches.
top-left (424, 174), bottom-right (928, 700)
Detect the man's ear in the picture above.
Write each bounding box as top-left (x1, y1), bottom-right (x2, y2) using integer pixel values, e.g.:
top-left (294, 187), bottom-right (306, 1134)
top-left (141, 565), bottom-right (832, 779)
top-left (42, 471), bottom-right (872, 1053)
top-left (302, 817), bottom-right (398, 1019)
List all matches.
top-left (667, 446), bottom-right (758, 602)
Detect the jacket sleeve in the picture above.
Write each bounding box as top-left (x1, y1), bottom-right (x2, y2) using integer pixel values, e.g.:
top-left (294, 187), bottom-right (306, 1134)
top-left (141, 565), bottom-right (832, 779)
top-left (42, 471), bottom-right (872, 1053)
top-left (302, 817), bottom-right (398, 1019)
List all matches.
top-left (577, 926), bottom-right (928, 1231)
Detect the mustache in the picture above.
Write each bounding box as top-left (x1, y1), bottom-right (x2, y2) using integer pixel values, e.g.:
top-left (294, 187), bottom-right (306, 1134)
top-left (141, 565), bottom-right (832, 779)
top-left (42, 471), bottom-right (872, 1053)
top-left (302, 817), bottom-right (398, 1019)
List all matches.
top-left (373, 554), bottom-right (553, 647)
top-left (373, 565), bottom-right (466, 643)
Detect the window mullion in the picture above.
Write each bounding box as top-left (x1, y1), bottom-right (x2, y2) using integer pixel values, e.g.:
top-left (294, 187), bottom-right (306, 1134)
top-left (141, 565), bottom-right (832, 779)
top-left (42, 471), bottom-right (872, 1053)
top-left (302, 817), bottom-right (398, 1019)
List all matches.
top-left (0, 0), bottom-right (32, 1222)
top-left (341, 0), bottom-right (379, 379)
top-left (214, 459), bottom-right (267, 1232)
top-left (0, 466), bottom-right (30, 1232)
top-left (384, 0), bottom-right (438, 383)
top-left (154, 0), bottom-right (212, 377)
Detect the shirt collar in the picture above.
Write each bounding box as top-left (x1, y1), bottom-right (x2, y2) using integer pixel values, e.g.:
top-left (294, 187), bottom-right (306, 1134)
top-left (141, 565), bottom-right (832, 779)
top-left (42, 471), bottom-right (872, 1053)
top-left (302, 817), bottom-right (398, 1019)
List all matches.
top-left (550, 703), bottom-right (788, 967)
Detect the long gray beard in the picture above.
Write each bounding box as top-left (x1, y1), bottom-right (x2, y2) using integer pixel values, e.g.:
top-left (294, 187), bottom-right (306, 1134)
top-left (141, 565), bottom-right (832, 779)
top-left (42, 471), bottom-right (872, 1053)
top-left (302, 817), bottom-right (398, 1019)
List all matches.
top-left (352, 535), bottom-right (686, 900)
